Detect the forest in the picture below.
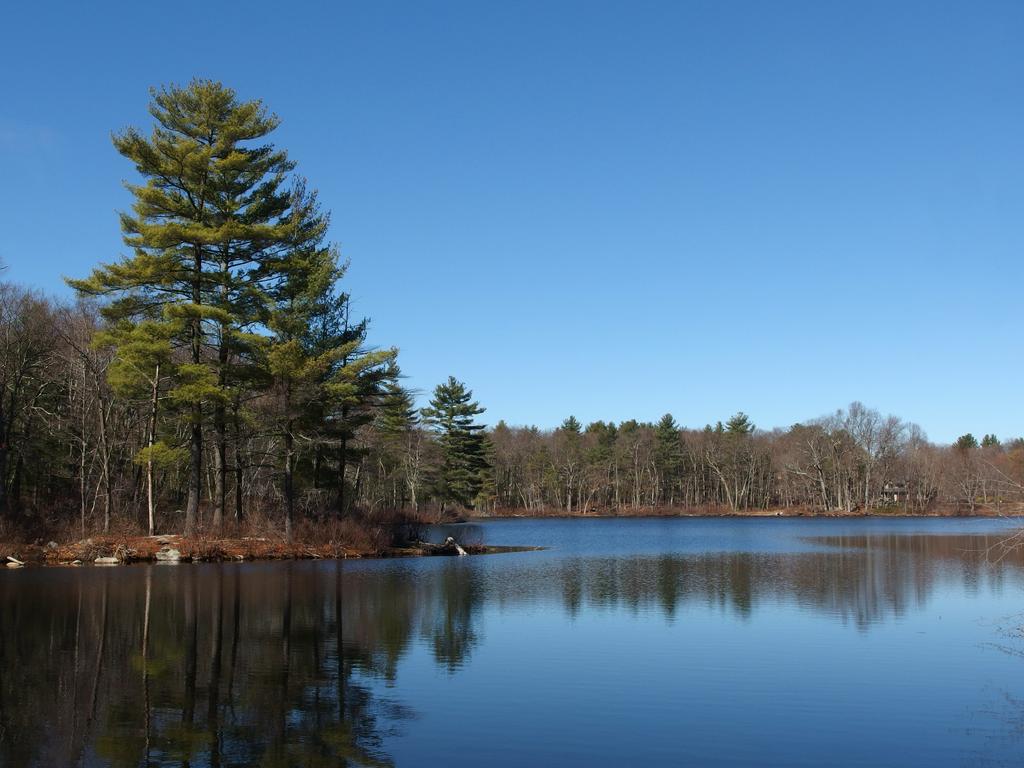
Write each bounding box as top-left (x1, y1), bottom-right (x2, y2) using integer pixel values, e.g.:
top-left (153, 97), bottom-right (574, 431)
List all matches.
top-left (1, 80), bottom-right (1022, 549)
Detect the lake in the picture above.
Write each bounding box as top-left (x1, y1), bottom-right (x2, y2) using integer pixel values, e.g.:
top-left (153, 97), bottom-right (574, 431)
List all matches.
top-left (2, 517), bottom-right (1024, 767)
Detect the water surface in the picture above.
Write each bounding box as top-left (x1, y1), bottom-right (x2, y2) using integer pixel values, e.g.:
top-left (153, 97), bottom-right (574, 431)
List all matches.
top-left (2, 517), bottom-right (1024, 766)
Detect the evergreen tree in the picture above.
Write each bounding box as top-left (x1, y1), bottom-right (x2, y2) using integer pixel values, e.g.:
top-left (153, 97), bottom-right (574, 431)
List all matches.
top-left (262, 191), bottom-right (398, 534)
top-left (955, 433), bottom-right (978, 451)
top-left (561, 415), bottom-right (582, 434)
top-left (379, 378), bottom-right (420, 436)
top-left (263, 219), bottom-right (337, 539)
top-left (654, 413), bottom-right (682, 504)
top-left (706, 412), bottom-right (759, 511)
top-left (378, 378), bottom-right (429, 511)
top-left (585, 420), bottom-right (619, 508)
top-left (304, 282), bottom-right (398, 517)
top-left (726, 412), bottom-right (754, 436)
top-left (422, 377), bottom-right (489, 510)
top-left (69, 79), bottom-right (302, 533)
top-left (981, 434), bottom-right (1000, 448)
top-left (555, 416), bottom-right (584, 513)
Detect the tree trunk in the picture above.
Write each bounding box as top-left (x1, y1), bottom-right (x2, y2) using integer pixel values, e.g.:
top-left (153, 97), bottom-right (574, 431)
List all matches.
top-left (97, 391), bottom-right (111, 533)
top-left (212, 325), bottom-right (227, 530)
top-left (10, 453), bottom-right (23, 510)
top-left (213, 407), bottom-right (226, 531)
top-left (313, 447), bottom-right (321, 490)
top-left (0, 446), bottom-right (9, 518)
top-left (0, 399), bottom-right (7, 514)
top-left (146, 364), bottom-right (159, 536)
top-left (186, 414), bottom-right (202, 534)
top-left (233, 400), bottom-right (244, 522)
top-left (185, 246), bottom-right (203, 535)
top-left (337, 434), bottom-right (347, 518)
top-left (213, 253), bottom-right (229, 531)
top-left (284, 423), bottom-right (295, 542)
top-left (78, 406), bottom-right (87, 536)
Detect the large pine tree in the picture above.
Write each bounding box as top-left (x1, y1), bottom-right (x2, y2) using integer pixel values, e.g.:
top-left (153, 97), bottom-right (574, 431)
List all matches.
top-left (262, 186), bottom-right (397, 536)
top-left (69, 79), bottom-right (311, 533)
top-left (299, 268), bottom-right (398, 518)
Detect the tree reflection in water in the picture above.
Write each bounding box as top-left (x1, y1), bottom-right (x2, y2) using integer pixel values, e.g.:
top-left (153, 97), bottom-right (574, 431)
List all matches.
top-left (0, 562), bottom-right (413, 767)
top-left (0, 531), bottom-right (1022, 766)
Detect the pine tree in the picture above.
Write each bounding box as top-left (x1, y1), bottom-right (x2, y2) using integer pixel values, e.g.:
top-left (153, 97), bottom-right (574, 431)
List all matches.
top-left (585, 420), bottom-right (619, 508)
top-left (726, 412), bottom-right (754, 436)
top-left (654, 413), bottom-right (682, 505)
top-left (379, 380), bottom-right (420, 436)
top-left (561, 415), bottom-right (582, 434)
top-left (263, 222), bottom-right (337, 539)
top-left (422, 377), bottom-right (489, 510)
top-left (69, 80), bottom-right (306, 533)
top-left (303, 282), bottom-right (398, 517)
top-left (706, 413), bottom-right (757, 511)
top-left (555, 416), bottom-right (584, 513)
top-left (955, 433), bottom-right (978, 451)
top-left (378, 379), bottom-right (428, 511)
top-left (262, 190), bottom-right (398, 536)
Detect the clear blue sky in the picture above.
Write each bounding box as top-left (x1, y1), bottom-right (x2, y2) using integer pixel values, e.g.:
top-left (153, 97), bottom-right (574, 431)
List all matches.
top-left (2, 1), bottom-right (1021, 442)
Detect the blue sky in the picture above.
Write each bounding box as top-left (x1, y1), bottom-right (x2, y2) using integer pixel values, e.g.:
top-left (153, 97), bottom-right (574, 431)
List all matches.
top-left (2, 1), bottom-right (1021, 442)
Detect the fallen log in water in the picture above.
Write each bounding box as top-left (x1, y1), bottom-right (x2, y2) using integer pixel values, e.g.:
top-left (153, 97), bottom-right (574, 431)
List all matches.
top-left (403, 537), bottom-right (471, 556)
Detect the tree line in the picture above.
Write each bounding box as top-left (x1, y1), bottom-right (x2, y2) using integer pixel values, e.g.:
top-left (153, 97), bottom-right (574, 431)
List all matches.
top-left (1, 80), bottom-right (1021, 543)
top-left (485, 408), bottom-right (1024, 515)
top-left (6, 255), bottom-right (1021, 536)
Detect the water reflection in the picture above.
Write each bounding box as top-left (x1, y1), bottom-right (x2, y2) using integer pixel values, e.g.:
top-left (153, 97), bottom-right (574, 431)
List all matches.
top-left (0, 564), bottom-right (412, 767)
top-left (481, 533), bottom-right (1024, 627)
top-left (0, 530), bottom-right (1022, 767)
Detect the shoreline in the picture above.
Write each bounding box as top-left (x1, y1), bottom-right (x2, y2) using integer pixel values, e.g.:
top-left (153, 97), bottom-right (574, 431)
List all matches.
top-left (4, 508), bottom-right (1019, 568)
top-left (1, 534), bottom-right (542, 569)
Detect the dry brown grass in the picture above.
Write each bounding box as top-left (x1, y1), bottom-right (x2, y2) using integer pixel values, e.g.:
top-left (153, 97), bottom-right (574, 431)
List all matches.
top-left (0, 502), bottom-right (450, 565)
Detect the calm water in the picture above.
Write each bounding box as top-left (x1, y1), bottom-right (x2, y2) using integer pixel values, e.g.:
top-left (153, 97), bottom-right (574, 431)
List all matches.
top-left (3, 518), bottom-right (1024, 767)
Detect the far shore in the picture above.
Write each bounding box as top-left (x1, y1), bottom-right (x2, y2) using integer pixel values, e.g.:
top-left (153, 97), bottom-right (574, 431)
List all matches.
top-left (466, 503), bottom-right (1021, 520)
